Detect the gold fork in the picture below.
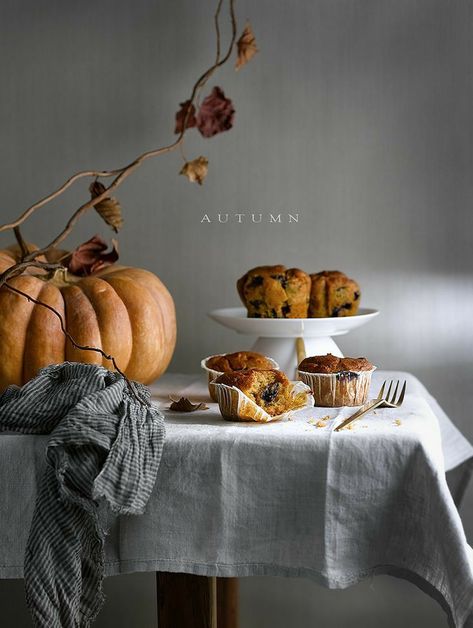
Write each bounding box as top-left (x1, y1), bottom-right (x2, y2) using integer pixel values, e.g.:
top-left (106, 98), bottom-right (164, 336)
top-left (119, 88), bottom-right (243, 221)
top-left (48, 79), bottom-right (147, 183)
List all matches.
top-left (334, 379), bottom-right (407, 432)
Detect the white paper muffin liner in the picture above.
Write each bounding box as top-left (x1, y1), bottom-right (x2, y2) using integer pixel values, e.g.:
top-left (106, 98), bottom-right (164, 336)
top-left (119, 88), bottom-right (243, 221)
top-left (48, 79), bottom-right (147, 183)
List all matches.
top-left (209, 380), bottom-right (314, 422)
top-left (297, 368), bottom-right (376, 407)
top-left (201, 354), bottom-right (279, 402)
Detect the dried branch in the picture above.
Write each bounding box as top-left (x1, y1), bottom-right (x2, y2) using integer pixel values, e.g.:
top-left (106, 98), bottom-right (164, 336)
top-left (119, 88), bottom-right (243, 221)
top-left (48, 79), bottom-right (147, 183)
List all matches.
top-left (214, 0), bottom-right (225, 62)
top-left (0, 261), bottom-right (65, 286)
top-left (0, 0), bottom-right (236, 252)
top-left (0, 168), bottom-right (123, 233)
top-left (0, 0), bottom-right (241, 405)
top-left (13, 226), bottom-right (29, 260)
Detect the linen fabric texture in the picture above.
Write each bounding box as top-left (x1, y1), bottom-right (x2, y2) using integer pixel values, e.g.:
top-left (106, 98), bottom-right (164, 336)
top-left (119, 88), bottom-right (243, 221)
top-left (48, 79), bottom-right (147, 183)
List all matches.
top-left (1, 371), bottom-right (473, 627)
top-left (0, 362), bottom-right (165, 628)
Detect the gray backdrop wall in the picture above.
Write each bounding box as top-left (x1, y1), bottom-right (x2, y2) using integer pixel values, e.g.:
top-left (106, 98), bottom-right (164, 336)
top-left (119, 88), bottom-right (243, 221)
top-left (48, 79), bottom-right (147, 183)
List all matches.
top-left (0, 0), bottom-right (472, 626)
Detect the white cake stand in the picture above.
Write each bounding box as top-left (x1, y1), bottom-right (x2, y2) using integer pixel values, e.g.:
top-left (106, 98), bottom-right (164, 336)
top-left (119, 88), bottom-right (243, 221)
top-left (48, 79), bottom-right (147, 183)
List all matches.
top-left (207, 307), bottom-right (379, 376)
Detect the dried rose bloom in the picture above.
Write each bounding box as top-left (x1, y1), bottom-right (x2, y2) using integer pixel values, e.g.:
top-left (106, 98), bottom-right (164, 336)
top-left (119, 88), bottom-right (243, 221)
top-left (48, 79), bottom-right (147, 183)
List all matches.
top-left (196, 87), bottom-right (235, 138)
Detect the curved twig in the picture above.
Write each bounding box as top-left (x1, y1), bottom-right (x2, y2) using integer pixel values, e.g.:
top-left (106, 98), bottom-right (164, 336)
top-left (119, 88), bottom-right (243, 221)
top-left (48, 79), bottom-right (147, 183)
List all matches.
top-left (0, 0), bottom-right (236, 247)
top-left (0, 0), bottom-right (239, 408)
top-left (0, 261), bottom-right (65, 287)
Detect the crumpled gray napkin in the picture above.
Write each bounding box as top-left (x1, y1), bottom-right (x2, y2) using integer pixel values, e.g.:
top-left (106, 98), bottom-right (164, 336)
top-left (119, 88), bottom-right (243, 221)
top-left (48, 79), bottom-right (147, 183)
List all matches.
top-left (0, 362), bottom-right (165, 628)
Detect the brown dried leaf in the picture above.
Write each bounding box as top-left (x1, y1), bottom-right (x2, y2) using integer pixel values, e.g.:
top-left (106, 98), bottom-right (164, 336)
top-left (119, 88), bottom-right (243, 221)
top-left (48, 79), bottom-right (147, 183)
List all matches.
top-left (66, 235), bottom-right (119, 276)
top-left (90, 181), bottom-right (124, 232)
top-left (174, 100), bottom-right (197, 134)
top-left (235, 22), bottom-right (258, 71)
top-left (196, 87), bottom-right (235, 138)
top-left (168, 396), bottom-right (209, 412)
top-left (179, 156), bottom-right (209, 185)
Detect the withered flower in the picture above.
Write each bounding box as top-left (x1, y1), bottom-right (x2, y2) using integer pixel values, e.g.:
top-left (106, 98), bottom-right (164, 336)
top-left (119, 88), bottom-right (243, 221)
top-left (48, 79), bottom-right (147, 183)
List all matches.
top-left (196, 87), bottom-right (235, 138)
top-left (179, 156), bottom-right (209, 185)
top-left (66, 235), bottom-right (119, 276)
top-left (235, 22), bottom-right (258, 70)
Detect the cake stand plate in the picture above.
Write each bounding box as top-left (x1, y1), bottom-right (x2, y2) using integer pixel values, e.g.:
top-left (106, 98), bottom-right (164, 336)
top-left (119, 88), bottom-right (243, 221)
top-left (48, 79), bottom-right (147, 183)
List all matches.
top-left (207, 307), bottom-right (379, 376)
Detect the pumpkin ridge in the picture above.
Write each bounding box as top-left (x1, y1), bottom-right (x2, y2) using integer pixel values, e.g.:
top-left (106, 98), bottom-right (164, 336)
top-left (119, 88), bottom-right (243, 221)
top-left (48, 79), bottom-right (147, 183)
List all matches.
top-left (111, 269), bottom-right (176, 381)
top-left (0, 275), bottom-right (44, 388)
top-left (100, 274), bottom-right (165, 383)
top-left (77, 276), bottom-right (133, 373)
top-left (23, 281), bottom-right (66, 382)
top-left (61, 283), bottom-right (103, 366)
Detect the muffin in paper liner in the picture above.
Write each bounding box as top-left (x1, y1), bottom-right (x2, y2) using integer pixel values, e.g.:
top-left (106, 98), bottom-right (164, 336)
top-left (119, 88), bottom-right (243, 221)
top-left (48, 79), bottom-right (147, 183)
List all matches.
top-left (209, 380), bottom-right (314, 422)
top-left (297, 368), bottom-right (376, 407)
top-left (201, 354), bottom-right (279, 402)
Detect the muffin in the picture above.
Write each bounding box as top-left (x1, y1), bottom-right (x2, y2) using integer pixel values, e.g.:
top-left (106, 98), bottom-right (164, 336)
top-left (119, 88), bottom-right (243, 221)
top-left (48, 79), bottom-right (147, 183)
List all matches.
top-left (309, 270), bottom-right (360, 318)
top-left (237, 265), bottom-right (311, 318)
top-left (211, 368), bottom-right (312, 421)
top-left (202, 351), bottom-right (278, 401)
top-left (298, 354), bottom-right (375, 407)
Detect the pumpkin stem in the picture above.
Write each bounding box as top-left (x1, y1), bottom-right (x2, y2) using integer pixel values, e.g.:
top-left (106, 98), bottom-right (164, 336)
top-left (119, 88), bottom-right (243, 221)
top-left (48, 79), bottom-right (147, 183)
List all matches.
top-left (13, 227), bottom-right (29, 261)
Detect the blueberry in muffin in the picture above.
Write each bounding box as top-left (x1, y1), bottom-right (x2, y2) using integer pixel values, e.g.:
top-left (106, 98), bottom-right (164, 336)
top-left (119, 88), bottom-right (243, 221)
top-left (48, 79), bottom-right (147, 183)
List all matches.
top-left (214, 368), bottom-right (307, 416)
top-left (298, 354), bottom-right (375, 407)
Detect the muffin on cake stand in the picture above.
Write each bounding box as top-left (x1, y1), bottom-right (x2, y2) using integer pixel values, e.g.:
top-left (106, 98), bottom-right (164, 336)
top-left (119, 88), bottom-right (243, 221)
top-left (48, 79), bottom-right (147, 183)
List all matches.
top-left (207, 308), bottom-right (379, 377)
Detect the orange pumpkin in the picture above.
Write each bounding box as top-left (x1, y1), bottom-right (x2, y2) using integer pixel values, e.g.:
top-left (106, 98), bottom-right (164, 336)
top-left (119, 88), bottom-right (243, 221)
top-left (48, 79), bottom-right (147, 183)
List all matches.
top-left (0, 244), bottom-right (176, 390)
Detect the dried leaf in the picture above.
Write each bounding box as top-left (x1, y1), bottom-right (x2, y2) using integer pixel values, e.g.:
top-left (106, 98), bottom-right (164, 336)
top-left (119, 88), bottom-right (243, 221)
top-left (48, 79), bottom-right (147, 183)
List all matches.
top-left (180, 156), bottom-right (209, 185)
top-left (168, 396), bottom-right (209, 412)
top-left (174, 100), bottom-right (197, 134)
top-left (66, 235), bottom-right (119, 276)
top-left (235, 22), bottom-right (258, 70)
top-left (90, 181), bottom-right (124, 232)
top-left (196, 87), bottom-right (235, 138)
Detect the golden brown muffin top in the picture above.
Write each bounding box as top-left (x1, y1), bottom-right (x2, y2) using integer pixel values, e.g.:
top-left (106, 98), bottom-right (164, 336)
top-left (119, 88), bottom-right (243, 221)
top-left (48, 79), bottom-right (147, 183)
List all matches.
top-left (206, 351), bottom-right (275, 373)
top-left (298, 354), bottom-right (374, 373)
top-left (214, 368), bottom-right (289, 389)
top-left (310, 270), bottom-right (347, 279)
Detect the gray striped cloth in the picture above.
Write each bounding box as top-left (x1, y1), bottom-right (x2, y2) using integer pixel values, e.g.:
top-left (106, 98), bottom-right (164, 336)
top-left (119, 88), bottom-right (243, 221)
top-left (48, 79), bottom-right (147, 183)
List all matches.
top-left (0, 362), bottom-right (165, 627)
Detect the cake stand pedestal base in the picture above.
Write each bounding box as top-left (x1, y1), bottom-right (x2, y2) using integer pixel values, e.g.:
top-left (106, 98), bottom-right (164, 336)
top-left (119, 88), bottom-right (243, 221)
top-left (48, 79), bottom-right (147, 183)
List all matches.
top-left (207, 307), bottom-right (379, 379)
top-left (251, 336), bottom-right (344, 379)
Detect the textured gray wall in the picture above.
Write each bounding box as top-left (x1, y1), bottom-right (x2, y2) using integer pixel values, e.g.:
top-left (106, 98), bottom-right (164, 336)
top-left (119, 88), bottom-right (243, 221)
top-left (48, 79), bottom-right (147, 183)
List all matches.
top-left (1, 0), bottom-right (472, 626)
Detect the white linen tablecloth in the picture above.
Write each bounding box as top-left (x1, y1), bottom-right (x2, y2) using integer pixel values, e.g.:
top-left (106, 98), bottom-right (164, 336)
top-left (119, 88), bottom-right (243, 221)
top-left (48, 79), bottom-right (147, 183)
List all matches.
top-left (1, 371), bottom-right (473, 627)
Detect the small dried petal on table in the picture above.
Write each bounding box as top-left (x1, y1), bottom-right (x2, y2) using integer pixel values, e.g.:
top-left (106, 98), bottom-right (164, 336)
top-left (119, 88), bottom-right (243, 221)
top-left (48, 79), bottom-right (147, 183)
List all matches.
top-left (168, 397), bottom-right (209, 412)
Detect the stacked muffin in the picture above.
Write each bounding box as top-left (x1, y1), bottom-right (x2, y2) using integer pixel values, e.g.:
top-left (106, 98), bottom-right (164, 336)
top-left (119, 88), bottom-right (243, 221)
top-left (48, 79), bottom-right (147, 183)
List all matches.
top-left (237, 266), bottom-right (361, 318)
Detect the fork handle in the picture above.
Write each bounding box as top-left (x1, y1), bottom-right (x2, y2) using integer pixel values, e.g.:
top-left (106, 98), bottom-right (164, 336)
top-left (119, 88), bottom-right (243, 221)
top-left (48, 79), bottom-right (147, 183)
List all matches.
top-left (334, 399), bottom-right (384, 432)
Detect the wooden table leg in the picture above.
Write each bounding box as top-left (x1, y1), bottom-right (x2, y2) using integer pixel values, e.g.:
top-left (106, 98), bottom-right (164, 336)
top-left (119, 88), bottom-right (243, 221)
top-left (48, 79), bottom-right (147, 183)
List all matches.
top-left (217, 578), bottom-right (239, 628)
top-left (156, 572), bottom-right (217, 628)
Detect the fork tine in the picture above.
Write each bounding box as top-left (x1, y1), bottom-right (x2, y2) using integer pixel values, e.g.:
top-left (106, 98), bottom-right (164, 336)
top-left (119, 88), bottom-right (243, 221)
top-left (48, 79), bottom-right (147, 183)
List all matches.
top-left (389, 380), bottom-right (400, 405)
top-left (396, 381), bottom-right (407, 406)
top-left (385, 380), bottom-right (393, 402)
top-left (377, 380), bottom-right (386, 401)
